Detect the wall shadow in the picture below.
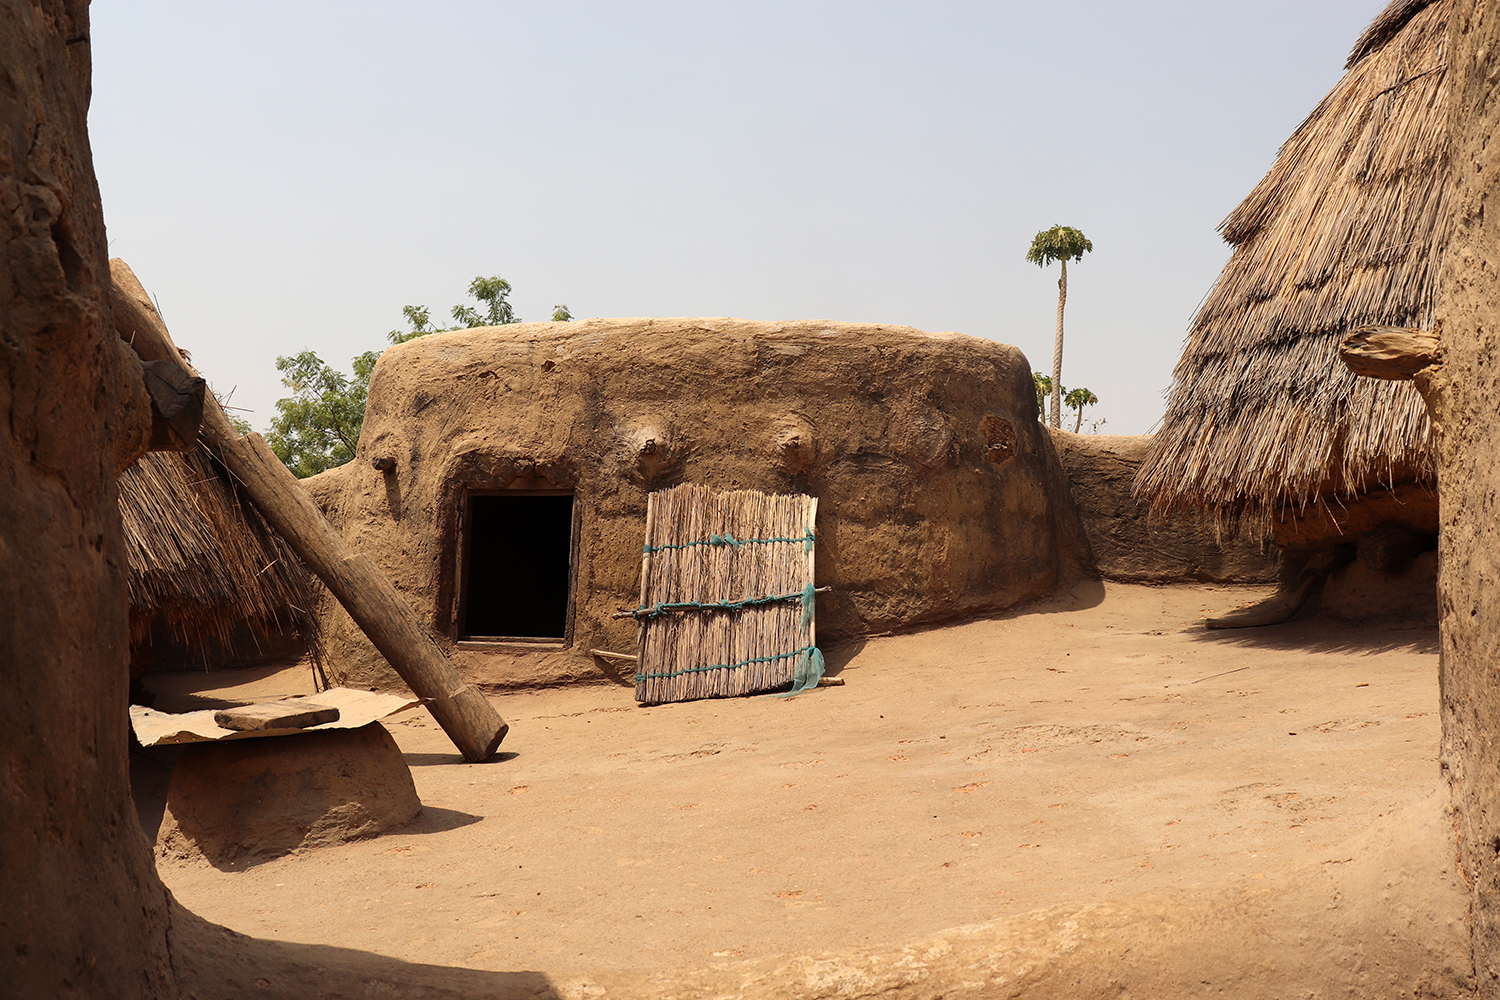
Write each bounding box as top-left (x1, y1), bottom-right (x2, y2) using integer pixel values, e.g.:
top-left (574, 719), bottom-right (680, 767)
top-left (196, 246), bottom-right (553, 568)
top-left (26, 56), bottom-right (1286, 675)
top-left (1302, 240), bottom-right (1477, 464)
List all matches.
top-left (821, 639), bottom-right (866, 675)
top-left (170, 902), bottom-right (559, 999)
top-left (194, 805), bottom-right (485, 874)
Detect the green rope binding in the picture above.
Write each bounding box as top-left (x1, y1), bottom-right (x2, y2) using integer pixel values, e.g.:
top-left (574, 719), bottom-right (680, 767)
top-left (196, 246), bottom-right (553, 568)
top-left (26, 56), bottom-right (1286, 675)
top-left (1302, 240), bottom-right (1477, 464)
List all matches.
top-left (643, 527), bottom-right (815, 555)
top-left (630, 582), bottom-right (819, 623)
top-left (635, 645), bottom-right (818, 682)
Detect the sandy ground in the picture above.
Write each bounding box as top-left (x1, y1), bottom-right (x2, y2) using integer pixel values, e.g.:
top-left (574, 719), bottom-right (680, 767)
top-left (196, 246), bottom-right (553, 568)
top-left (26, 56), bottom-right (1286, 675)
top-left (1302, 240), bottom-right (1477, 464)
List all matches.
top-left (134, 581), bottom-right (1453, 988)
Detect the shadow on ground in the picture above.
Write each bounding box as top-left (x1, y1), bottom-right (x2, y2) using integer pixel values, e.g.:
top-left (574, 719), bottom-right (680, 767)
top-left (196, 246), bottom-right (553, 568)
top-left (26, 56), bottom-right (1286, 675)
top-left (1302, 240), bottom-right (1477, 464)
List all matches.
top-left (827, 579), bottom-right (1111, 667)
top-left (404, 750), bottom-right (520, 767)
top-left (1187, 615), bottom-right (1439, 657)
top-left (171, 902), bottom-right (559, 999)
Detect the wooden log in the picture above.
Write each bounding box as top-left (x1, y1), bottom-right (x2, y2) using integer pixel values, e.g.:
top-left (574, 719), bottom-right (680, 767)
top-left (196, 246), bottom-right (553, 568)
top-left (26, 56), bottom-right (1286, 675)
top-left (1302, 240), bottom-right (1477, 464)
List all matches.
top-left (110, 259), bottom-right (507, 762)
top-left (214, 699), bottom-right (340, 732)
top-left (1339, 325), bottom-right (1440, 380)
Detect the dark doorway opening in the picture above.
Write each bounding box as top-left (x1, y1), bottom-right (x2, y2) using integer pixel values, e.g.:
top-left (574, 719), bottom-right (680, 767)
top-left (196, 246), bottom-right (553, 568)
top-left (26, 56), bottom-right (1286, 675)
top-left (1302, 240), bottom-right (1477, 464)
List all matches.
top-left (460, 492), bottom-right (575, 641)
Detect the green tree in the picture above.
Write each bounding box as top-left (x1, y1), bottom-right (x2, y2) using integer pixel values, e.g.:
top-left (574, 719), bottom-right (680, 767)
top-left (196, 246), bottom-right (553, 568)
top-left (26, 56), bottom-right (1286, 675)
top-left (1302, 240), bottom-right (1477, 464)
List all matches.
top-left (552, 304), bottom-right (573, 322)
top-left (449, 275), bottom-right (516, 329)
top-left (389, 276), bottom-right (521, 344)
top-left (271, 274), bottom-right (529, 476)
top-left (266, 349), bottom-right (380, 477)
top-left (1032, 372), bottom-right (1053, 416)
top-left (1033, 373), bottom-right (1103, 432)
top-left (1025, 225), bottom-right (1093, 429)
top-left (1064, 386), bottom-right (1098, 433)
top-left (387, 304), bottom-right (442, 345)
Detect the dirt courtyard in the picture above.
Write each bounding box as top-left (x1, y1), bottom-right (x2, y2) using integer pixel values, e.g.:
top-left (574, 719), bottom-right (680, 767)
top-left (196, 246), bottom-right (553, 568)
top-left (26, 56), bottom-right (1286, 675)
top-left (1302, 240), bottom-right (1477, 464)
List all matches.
top-left (135, 581), bottom-right (1465, 994)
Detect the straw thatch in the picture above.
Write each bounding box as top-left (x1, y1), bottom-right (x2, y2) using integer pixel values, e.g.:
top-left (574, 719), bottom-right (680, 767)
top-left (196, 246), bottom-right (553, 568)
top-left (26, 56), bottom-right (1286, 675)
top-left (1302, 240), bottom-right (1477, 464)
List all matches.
top-left (634, 485), bottom-right (817, 705)
top-left (1135, 0), bottom-right (1447, 536)
top-left (119, 447), bottom-right (320, 663)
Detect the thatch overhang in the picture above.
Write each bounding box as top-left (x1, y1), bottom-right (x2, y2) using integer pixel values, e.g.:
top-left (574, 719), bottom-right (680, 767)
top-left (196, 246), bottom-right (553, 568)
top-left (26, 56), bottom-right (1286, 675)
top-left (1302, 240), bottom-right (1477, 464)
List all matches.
top-left (120, 447), bottom-right (321, 665)
top-left (1134, 0), bottom-right (1446, 541)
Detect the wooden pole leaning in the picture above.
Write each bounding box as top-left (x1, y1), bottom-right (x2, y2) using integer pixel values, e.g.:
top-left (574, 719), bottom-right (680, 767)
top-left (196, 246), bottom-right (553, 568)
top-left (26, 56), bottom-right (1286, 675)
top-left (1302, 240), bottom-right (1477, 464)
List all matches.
top-left (110, 259), bottom-right (507, 762)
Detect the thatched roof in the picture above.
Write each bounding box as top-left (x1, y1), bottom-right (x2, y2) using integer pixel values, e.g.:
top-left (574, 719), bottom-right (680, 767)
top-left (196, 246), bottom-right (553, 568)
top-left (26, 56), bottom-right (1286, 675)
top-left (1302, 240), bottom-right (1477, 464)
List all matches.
top-left (119, 447), bottom-right (320, 657)
top-left (1135, 0), bottom-right (1447, 533)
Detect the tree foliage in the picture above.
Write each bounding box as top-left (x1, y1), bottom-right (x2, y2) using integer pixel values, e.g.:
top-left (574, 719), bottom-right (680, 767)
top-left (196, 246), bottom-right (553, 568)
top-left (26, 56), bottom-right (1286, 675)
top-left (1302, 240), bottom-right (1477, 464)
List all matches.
top-left (1032, 372), bottom-right (1102, 434)
top-left (269, 275), bottom-right (535, 477)
top-left (388, 276), bottom-right (520, 344)
top-left (449, 275), bottom-right (517, 330)
top-left (1064, 386), bottom-right (1099, 433)
top-left (1033, 372), bottom-right (1053, 414)
top-left (1025, 225), bottom-right (1093, 268)
top-left (266, 349), bottom-right (381, 478)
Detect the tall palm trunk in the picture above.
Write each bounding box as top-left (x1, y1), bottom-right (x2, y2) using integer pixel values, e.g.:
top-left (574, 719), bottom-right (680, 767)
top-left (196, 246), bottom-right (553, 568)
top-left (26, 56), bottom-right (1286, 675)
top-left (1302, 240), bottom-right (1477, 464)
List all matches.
top-left (1050, 258), bottom-right (1067, 428)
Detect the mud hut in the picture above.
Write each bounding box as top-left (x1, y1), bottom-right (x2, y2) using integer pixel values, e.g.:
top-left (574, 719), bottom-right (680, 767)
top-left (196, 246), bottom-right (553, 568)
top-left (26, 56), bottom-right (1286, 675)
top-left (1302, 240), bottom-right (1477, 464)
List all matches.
top-left (1135, 0), bottom-right (1447, 559)
top-left (119, 447), bottom-right (320, 678)
top-left (303, 318), bottom-right (1092, 691)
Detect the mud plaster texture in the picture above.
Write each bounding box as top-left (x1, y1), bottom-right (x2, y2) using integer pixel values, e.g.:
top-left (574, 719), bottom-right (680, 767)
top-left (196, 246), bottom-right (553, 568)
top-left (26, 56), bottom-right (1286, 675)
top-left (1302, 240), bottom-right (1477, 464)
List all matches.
top-left (1050, 430), bottom-right (1281, 584)
top-left (304, 319), bottom-right (1092, 692)
top-left (155, 723), bottom-right (422, 868)
top-left (0, 3), bottom-right (172, 996)
top-left (1432, 3), bottom-right (1500, 992)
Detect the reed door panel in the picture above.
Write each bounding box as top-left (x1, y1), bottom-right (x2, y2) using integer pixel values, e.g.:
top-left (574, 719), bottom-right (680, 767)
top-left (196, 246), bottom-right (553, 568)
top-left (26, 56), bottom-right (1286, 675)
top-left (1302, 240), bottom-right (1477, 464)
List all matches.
top-left (634, 484), bottom-right (817, 704)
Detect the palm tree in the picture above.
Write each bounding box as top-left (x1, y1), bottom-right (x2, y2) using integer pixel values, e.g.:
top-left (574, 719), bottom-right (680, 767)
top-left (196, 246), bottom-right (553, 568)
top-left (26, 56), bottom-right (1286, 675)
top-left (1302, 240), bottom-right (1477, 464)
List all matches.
top-left (1032, 373), bottom-right (1053, 418)
top-left (1064, 386), bottom-right (1098, 433)
top-left (1025, 226), bottom-right (1093, 428)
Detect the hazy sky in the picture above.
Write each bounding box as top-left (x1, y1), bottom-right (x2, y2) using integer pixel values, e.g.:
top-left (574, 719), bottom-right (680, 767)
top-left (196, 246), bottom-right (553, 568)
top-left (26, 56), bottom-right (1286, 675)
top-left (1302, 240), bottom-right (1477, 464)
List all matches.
top-left (89, 1), bottom-right (1384, 436)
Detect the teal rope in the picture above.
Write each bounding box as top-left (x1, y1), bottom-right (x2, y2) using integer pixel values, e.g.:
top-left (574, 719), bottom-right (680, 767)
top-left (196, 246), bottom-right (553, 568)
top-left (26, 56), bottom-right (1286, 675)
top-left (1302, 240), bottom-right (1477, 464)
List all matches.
top-left (635, 645), bottom-right (817, 682)
top-left (630, 582), bottom-right (819, 623)
top-left (643, 527), bottom-right (815, 555)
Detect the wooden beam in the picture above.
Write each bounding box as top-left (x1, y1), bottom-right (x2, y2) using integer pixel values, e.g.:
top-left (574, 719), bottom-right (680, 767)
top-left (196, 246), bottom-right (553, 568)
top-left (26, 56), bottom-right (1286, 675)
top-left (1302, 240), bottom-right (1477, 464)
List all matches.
top-left (110, 259), bottom-right (508, 763)
top-left (1339, 325), bottom-right (1440, 380)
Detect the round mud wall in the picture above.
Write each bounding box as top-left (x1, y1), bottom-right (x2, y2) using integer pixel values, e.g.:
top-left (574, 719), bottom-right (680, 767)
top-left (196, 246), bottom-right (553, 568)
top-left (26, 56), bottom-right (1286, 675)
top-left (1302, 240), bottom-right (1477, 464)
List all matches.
top-left (306, 319), bottom-right (1090, 690)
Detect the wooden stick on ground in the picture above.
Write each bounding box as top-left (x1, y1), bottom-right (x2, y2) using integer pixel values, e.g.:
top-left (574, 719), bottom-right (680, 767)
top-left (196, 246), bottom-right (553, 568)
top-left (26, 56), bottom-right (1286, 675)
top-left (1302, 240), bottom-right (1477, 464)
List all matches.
top-left (589, 649), bottom-right (638, 662)
top-left (110, 259), bottom-right (507, 762)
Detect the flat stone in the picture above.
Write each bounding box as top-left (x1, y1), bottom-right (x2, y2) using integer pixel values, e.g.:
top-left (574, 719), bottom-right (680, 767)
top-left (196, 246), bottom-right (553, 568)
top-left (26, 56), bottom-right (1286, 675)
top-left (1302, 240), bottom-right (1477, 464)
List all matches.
top-left (212, 697), bottom-right (341, 732)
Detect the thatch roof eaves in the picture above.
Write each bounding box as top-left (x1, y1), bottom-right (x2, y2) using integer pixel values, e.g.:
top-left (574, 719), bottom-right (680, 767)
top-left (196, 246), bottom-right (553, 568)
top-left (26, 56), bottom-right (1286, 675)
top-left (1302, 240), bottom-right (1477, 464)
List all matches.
top-left (1135, 0), bottom-right (1446, 533)
top-left (120, 448), bottom-right (321, 656)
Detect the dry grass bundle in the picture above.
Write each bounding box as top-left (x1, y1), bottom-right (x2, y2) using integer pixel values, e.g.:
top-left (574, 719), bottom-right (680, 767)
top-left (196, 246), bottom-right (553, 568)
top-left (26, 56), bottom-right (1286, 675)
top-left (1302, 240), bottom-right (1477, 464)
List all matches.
top-left (634, 484), bottom-right (817, 705)
top-left (1135, 0), bottom-right (1446, 535)
top-left (119, 448), bottom-right (320, 661)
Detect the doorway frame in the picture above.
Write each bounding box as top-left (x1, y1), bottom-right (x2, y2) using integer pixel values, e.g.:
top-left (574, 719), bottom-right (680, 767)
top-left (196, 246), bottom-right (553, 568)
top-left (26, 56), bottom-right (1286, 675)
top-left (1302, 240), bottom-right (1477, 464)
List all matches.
top-left (454, 487), bottom-right (580, 647)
